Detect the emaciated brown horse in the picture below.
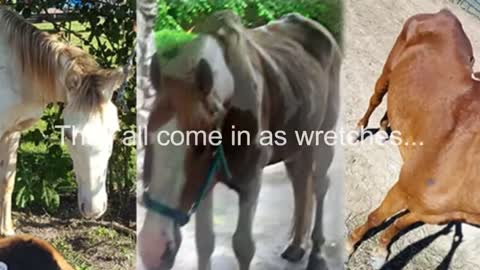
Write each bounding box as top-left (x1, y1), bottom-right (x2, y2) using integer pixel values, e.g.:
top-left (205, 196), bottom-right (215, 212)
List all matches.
top-left (348, 9), bottom-right (480, 268)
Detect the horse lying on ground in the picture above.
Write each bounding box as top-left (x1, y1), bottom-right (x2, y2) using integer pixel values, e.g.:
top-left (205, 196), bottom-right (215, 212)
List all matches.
top-left (0, 7), bottom-right (128, 235)
top-left (139, 10), bottom-right (343, 270)
top-left (348, 9), bottom-right (480, 269)
top-left (0, 235), bottom-right (74, 270)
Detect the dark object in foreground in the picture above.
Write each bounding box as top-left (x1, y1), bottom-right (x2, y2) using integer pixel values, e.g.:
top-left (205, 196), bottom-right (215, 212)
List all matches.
top-left (0, 235), bottom-right (74, 270)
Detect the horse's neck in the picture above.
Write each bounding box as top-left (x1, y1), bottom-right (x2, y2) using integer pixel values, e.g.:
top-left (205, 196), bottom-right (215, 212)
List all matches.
top-left (0, 32), bottom-right (69, 105)
top-left (0, 38), bottom-right (69, 137)
top-left (20, 54), bottom-right (69, 105)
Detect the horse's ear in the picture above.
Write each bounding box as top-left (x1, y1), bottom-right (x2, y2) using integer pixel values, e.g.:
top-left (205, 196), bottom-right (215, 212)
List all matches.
top-left (66, 73), bottom-right (82, 91)
top-left (101, 68), bottom-right (125, 101)
top-left (150, 52), bottom-right (162, 92)
top-left (196, 58), bottom-right (213, 95)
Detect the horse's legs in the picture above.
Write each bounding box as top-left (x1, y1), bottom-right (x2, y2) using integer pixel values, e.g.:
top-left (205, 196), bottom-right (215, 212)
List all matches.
top-left (380, 112), bottom-right (389, 130)
top-left (282, 152), bottom-right (314, 262)
top-left (357, 73), bottom-right (389, 129)
top-left (232, 173), bottom-right (261, 270)
top-left (346, 182), bottom-right (407, 256)
top-left (307, 143), bottom-right (339, 270)
top-left (195, 192), bottom-right (214, 270)
top-left (371, 211), bottom-right (480, 269)
top-left (0, 132), bottom-right (21, 236)
top-left (370, 212), bottom-right (419, 269)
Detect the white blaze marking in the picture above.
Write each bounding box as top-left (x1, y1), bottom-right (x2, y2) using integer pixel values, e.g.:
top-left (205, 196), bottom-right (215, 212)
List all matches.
top-left (142, 117), bottom-right (187, 248)
top-left (148, 117), bottom-right (187, 211)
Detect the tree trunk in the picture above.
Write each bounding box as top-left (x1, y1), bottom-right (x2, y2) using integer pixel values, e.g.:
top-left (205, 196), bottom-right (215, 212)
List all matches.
top-left (136, 0), bottom-right (157, 193)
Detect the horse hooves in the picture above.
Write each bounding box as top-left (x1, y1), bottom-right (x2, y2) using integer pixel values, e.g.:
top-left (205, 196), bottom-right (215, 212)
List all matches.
top-left (370, 248), bottom-right (388, 270)
top-left (370, 255), bottom-right (386, 270)
top-left (345, 239), bottom-right (355, 258)
top-left (306, 255), bottom-right (328, 270)
top-left (281, 245), bottom-right (306, 262)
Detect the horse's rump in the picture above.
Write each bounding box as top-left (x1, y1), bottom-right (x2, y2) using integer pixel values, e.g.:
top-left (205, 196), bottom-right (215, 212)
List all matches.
top-left (382, 9), bottom-right (480, 214)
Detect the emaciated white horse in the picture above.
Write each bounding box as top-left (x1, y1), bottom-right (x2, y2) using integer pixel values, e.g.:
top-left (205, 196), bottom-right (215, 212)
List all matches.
top-left (0, 7), bottom-right (126, 235)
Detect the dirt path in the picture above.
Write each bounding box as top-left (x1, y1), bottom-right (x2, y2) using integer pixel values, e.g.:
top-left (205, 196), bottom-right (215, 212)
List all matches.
top-left (344, 0), bottom-right (480, 269)
top-left (13, 209), bottom-right (135, 270)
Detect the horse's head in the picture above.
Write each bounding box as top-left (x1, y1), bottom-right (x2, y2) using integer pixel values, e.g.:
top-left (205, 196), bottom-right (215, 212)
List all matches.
top-left (61, 50), bottom-right (126, 219)
top-left (139, 34), bottom-right (234, 269)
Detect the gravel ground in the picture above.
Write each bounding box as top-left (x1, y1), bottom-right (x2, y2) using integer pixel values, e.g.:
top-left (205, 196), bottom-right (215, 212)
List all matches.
top-left (343, 0), bottom-right (480, 269)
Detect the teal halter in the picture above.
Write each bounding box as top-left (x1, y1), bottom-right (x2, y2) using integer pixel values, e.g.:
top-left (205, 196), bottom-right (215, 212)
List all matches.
top-left (143, 144), bottom-right (232, 226)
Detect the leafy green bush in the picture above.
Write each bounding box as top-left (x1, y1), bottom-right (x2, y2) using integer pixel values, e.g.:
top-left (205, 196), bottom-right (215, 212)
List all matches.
top-left (9, 1), bottom-right (136, 217)
top-left (16, 106), bottom-right (75, 212)
top-left (156, 0), bottom-right (343, 44)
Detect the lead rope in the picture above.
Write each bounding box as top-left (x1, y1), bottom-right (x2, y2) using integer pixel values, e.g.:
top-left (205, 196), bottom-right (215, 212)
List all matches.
top-left (189, 143), bottom-right (232, 214)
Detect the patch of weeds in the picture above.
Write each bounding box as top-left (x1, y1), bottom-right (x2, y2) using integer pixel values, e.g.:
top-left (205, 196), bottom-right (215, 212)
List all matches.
top-left (88, 227), bottom-right (118, 240)
top-left (51, 238), bottom-right (92, 270)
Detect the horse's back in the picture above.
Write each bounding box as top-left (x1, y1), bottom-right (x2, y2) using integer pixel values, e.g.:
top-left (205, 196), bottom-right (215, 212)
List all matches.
top-left (386, 9), bottom-right (474, 138)
top-left (249, 14), bottom-right (341, 129)
top-left (255, 13), bottom-right (340, 69)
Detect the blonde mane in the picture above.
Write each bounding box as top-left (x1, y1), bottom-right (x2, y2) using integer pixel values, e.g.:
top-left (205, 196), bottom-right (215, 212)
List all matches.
top-left (0, 7), bottom-right (105, 112)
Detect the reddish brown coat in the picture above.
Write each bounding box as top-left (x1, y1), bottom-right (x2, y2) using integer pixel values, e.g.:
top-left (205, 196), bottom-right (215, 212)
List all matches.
top-left (349, 8), bottom-right (480, 262)
top-left (0, 235), bottom-right (74, 270)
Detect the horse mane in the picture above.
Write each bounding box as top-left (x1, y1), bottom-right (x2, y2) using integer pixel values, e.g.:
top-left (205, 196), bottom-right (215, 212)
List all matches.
top-left (0, 7), bottom-right (105, 112)
top-left (196, 10), bottom-right (262, 123)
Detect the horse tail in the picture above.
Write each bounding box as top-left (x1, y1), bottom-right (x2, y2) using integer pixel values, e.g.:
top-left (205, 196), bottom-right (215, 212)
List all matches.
top-left (355, 16), bottom-right (415, 134)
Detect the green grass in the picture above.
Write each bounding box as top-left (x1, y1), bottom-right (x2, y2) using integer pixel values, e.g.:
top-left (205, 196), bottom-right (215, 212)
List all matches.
top-left (88, 227), bottom-right (118, 239)
top-left (52, 238), bottom-right (93, 270)
top-left (51, 226), bottom-right (134, 270)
